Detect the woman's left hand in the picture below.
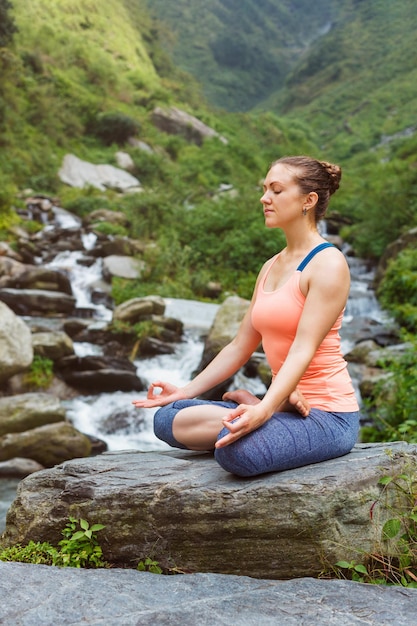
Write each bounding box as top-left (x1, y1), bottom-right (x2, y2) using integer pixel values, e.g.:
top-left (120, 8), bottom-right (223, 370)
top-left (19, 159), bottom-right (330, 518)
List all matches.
top-left (214, 404), bottom-right (270, 448)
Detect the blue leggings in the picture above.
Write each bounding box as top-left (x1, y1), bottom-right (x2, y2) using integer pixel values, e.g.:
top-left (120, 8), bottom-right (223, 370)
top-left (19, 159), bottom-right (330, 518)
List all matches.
top-left (153, 399), bottom-right (360, 477)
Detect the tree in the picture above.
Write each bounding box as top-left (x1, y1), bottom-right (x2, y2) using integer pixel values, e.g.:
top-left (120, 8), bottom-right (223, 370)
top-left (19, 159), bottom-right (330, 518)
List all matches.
top-left (0, 0), bottom-right (18, 47)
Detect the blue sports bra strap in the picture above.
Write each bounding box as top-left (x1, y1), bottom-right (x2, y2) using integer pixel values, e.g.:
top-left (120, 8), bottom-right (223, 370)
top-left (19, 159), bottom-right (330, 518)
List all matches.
top-left (296, 242), bottom-right (335, 272)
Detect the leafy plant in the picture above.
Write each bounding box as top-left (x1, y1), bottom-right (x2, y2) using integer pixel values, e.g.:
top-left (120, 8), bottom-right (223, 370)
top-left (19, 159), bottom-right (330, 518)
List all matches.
top-left (137, 557), bottom-right (163, 574)
top-left (361, 337), bottom-right (417, 443)
top-left (377, 248), bottom-right (417, 332)
top-left (54, 517), bottom-right (107, 568)
top-left (330, 454), bottom-right (417, 587)
top-left (23, 355), bottom-right (54, 389)
top-left (0, 517), bottom-right (107, 569)
top-left (0, 540), bottom-right (59, 565)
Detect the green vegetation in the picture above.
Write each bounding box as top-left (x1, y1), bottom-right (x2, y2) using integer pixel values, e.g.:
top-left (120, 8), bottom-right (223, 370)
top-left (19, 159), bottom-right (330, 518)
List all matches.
top-left (361, 338), bottom-right (417, 444)
top-left (328, 454), bottom-right (417, 587)
top-left (137, 557), bottom-right (163, 574)
top-left (377, 250), bottom-right (417, 332)
top-left (23, 355), bottom-right (54, 390)
top-left (0, 517), bottom-right (107, 568)
top-left (145, 0), bottom-right (338, 111)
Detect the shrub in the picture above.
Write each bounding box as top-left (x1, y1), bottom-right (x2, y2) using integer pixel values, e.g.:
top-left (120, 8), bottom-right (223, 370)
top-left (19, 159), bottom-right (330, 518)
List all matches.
top-left (88, 111), bottom-right (140, 146)
top-left (377, 248), bottom-right (417, 332)
top-left (361, 337), bottom-right (417, 443)
top-left (0, 517), bottom-right (107, 568)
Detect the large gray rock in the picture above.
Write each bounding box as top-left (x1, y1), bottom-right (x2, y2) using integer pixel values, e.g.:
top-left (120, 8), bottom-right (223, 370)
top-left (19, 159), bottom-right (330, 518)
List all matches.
top-left (102, 255), bottom-right (146, 280)
top-left (58, 154), bottom-right (141, 192)
top-left (0, 563), bottom-right (416, 625)
top-left (32, 330), bottom-right (75, 360)
top-left (0, 421), bottom-right (92, 467)
top-left (113, 295), bottom-right (166, 324)
top-left (0, 264), bottom-right (72, 294)
top-left (0, 302), bottom-right (33, 384)
top-left (200, 295), bottom-right (250, 366)
top-left (2, 442), bottom-right (416, 579)
top-left (0, 392), bottom-right (66, 436)
top-left (0, 288), bottom-right (76, 316)
top-left (152, 106), bottom-right (228, 146)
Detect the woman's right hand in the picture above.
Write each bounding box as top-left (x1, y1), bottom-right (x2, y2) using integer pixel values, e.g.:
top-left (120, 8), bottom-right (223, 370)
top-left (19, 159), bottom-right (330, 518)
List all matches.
top-left (132, 381), bottom-right (186, 409)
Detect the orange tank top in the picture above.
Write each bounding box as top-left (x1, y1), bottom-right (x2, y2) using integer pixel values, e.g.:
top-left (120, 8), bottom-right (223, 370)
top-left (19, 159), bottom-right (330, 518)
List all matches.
top-left (251, 249), bottom-right (359, 412)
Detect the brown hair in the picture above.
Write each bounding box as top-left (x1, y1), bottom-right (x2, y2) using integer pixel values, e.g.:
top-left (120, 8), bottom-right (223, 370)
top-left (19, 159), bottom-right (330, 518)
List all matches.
top-left (271, 155), bottom-right (342, 222)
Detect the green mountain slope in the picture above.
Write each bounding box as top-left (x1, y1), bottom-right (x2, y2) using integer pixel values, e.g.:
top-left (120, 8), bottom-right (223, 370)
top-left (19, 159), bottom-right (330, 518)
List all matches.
top-left (260, 0), bottom-right (417, 156)
top-left (0, 0), bottom-right (202, 189)
top-left (144, 0), bottom-right (339, 111)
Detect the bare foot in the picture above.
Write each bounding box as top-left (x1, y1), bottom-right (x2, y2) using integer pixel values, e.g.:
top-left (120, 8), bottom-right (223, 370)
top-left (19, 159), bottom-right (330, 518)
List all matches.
top-left (223, 387), bottom-right (310, 418)
top-left (222, 389), bottom-right (261, 406)
top-left (279, 388), bottom-right (310, 418)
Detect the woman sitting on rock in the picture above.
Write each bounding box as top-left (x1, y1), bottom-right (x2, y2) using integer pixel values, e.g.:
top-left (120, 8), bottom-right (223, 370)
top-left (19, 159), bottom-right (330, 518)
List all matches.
top-left (133, 155), bottom-right (360, 477)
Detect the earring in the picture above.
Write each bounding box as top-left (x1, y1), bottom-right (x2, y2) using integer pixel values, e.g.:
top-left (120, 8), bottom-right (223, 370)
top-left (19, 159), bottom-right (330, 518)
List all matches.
top-left (302, 207), bottom-right (307, 216)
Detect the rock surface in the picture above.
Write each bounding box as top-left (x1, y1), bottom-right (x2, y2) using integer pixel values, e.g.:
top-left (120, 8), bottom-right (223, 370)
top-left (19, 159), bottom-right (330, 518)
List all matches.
top-left (3, 442), bottom-right (416, 579)
top-left (152, 106), bottom-right (228, 146)
top-left (58, 154), bottom-right (141, 192)
top-left (0, 563), bottom-right (416, 625)
top-left (0, 393), bottom-right (66, 436)
top-left (0, 302), bottom-right (33, 384)
top-left (0, 421), bottom-right (92, 467)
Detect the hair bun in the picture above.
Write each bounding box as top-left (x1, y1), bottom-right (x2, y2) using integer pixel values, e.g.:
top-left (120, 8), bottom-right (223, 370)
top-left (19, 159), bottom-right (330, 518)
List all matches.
top-left (321, 161), bottom-right (342, 195)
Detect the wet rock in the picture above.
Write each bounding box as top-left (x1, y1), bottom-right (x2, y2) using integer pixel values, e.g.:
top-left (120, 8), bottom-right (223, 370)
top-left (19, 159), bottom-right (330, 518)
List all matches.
top-left (0, 457), bottom-right (44, 478)
top-left (0, 302), bottom-right (33, 385)
top-left (55, 355), bottom-right (145, 393)
top-left (113, 296), bottom-right (166, 324)
top-left (32, 330), bottom-right (75, 360)
top-left (0, 392), bottom-right (66, 436)
top-left (0, 288), bottom-right (76, 316)
top-left (0, 421), bottom-right (92, 467)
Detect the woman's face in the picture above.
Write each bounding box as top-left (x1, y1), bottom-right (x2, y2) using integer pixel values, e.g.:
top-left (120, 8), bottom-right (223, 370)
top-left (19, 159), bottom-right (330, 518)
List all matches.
top-left (260, 163), bottom-right (306, 228)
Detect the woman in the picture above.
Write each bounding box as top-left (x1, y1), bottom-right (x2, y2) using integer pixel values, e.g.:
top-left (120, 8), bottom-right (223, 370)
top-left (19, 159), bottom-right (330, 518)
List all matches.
top-left (133, 155), bottom-right (360, 477)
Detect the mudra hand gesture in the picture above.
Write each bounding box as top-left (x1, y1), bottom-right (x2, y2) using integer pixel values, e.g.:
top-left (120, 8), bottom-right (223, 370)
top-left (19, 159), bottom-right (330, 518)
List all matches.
top-left (132, 381), bottom-right (185, 409)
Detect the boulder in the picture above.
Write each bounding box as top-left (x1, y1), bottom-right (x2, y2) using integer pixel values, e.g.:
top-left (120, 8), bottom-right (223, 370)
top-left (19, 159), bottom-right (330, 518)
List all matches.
top-left (32, 330), bottom-right (75, 360)
top-left (55, 354), bottom-right (145, 393)
top-left (113, 295), bottom-right (166, 324)
top-left (58, 154), bottom-right (141, 192)
top-left (152, 106), bottom-right (228, 146)
top-left (2, 442), bottom-right (415, 579)
top-left (0, 265), bottom-right (72, 294)
top-left (91, 236), bottom-right (145, 258)
top-left (0, 457), bottom-right (44, 478)
top-left (115, 151), bottom-right (135, 171)
top-left (84, 209), bottom-right (130, 228)
top-left (196, 295), bottom-right (251, 398)
top-left (102, 255), bottom-right (146, 281)
top-left (0, 302), bottom-right (33, 385)
top-left (0, 421), bottom-right (92, 467)
top-left (0, 563), bottom-right (415, 626)
top-left (0, 288), bottom-right (76, 316)
top-left (0, 392), bottom-right (66, 436)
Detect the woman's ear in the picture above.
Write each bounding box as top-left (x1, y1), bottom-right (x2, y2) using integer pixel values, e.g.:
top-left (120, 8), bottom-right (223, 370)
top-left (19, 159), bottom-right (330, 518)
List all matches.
top-left (305, 191), bottom-right (318, 209)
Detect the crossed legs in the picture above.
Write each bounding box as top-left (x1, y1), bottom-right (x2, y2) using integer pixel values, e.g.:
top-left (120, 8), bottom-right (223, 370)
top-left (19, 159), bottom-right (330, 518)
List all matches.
top-left (171, 388), bottom-right (310, 451)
